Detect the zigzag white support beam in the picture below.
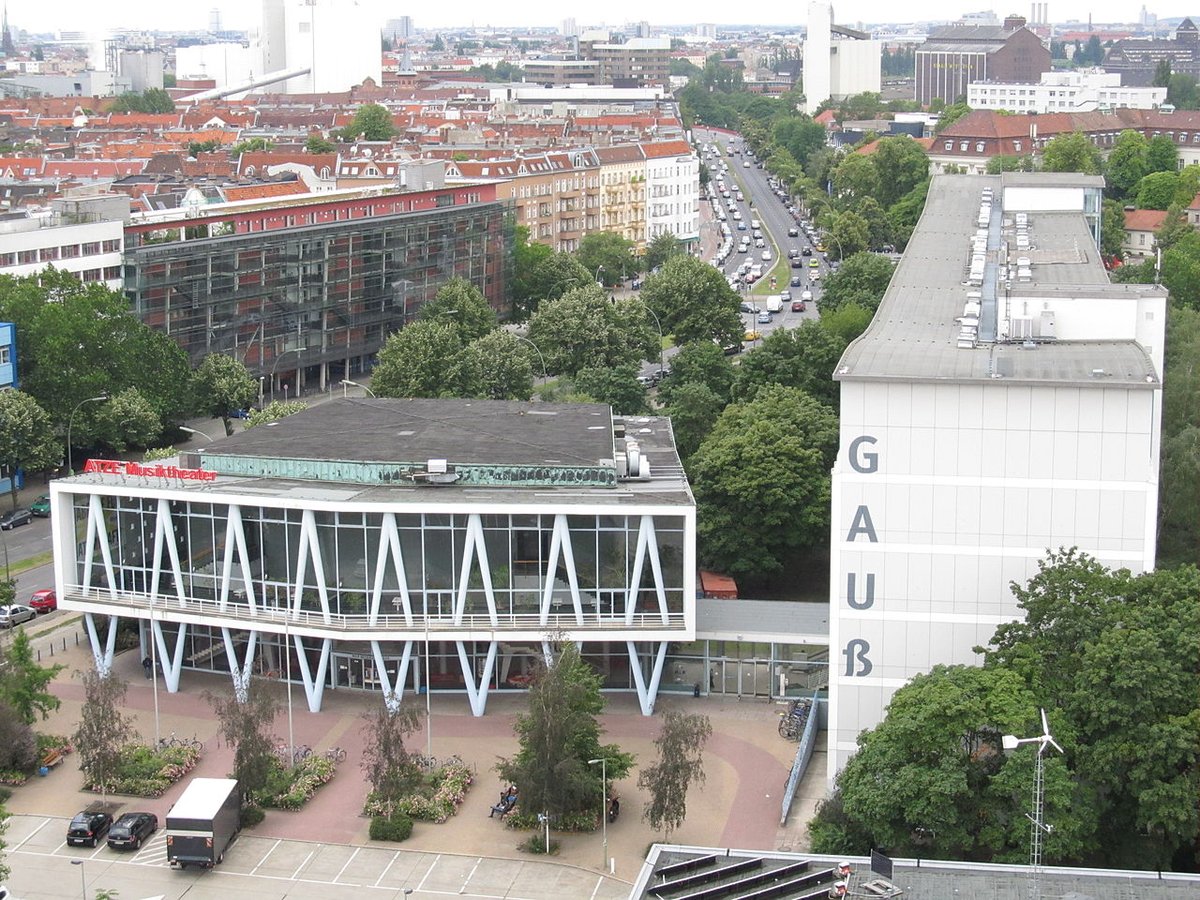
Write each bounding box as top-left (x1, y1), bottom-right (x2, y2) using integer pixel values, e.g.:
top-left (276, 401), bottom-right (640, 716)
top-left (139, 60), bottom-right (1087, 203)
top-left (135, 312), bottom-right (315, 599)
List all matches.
top-left (84, 495), bottom-right (119, 601)
top-left (84, 613), bottom-right (119, 675)
top-left (624, 516), bottom-right (669, 624)
top-left (293, 635), bottom-right (332, 712)
top-left (626, 640), bottom-right (669, 716)
top-left (293, 509), bottom-right (332, 623)
top-left (457, 640), bottom-right (498, 717)
top-left (219, 506), bottom-right (258, 614)
top-left (454, 514), bottom-right (497, 626)
top-left (370, 512), bottom-right (412, 626)
top-left (149, 498), bottom-right (187, 609)
top-left (153, 620), bottom-right (189, 693)
top-left (540, 514), bottom-right (583, 625)
top-left (222, 627), bottom-right (258, 702)
top-left (370, 640), bottom-right (414, 712)
top-left (541, 640), bottom-right (554, 667)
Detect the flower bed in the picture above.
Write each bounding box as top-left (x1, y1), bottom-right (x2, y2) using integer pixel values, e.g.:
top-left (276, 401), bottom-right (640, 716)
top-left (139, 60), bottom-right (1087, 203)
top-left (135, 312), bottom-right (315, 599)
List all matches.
top-left (254, 755), bottom-right (336, 810)
top-left (504, 809), bottom-right (598, 833)
top-left (363, 762), bottom-right (474, 824)
top-left (0, 734), bottom-right (77, 786)
top-left (87, 744), bottom-right (201, 797)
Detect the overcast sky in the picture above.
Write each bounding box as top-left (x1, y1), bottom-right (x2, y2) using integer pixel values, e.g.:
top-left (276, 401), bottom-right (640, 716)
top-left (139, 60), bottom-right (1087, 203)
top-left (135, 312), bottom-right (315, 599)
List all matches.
top-left (8, 2), bottom-right (1184, 35)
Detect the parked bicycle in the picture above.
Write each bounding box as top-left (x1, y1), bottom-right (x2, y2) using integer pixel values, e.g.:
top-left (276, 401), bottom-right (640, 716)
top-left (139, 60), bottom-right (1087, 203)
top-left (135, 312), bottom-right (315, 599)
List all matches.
top-left (777, 699), bottom-right (812, 741)
top-left (324, 746), bottom-right (347, 763)
top-left (158, 732), bottom-right (204, 752)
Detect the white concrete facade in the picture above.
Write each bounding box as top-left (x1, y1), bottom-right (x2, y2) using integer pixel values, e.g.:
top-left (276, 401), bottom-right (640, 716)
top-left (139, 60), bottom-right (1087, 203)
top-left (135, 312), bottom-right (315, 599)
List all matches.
top-left (644, 146), bottom-right (699, 244)
top-left (803, 2), bottom-right (833, 115)
top-left (969, 71), bottom-right (1166, 113)
top-left (803, 2), bottom-right (881, 114)
top-left (259, 0), bottom-right (381, 94)
top-left (827, 173), bottom-right (1165, 780)
top-left (0, 217), bottom-right (123, 289)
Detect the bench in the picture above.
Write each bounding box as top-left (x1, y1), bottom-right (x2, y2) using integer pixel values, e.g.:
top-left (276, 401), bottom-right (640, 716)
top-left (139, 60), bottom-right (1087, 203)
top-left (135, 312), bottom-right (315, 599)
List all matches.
top-left (40, 749), bottom-right (64, 769)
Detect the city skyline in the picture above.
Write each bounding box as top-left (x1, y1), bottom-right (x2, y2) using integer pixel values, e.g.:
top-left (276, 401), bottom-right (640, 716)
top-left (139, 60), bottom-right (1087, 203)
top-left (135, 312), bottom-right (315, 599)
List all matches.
top-left (7, 1), bottom-right (1194, 37)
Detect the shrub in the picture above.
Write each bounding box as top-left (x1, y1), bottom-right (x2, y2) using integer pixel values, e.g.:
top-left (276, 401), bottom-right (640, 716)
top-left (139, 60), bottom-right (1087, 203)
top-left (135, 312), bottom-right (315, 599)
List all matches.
top-left (85, 743), bottom-right (200, 796)
top-left (252, 754), bottom-right (336, 810)
top-left (503, 809), bottom-right (597, 833)
top-left (362, 761), bottom-right (473, 823)
top-left (520, 834), bottom-right (559, 855)
top-left (240, 805), bottom-right (265, 829)
top-left (369, 812), bottom-right (414, 842)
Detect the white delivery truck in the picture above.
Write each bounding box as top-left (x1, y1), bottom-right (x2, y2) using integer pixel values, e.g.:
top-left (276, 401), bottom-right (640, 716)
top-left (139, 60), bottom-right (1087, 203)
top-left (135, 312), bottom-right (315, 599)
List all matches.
top-left (766, 296), bottom-right (783, 313)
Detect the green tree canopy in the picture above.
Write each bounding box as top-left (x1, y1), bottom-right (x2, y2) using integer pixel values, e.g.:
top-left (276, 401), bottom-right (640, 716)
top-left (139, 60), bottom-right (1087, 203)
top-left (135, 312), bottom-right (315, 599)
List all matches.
top-left (1147, 133), bottom-right (1180, 173)
top-left (191, 353), bottom-right (259, 436)
top-left (448, 330), bottom-right (535, 400)
top-left (657, 339), bottom-right (736, 407)
top-left (1158, 305), bottom-right (1200, 564)
top-left (0, 390), bottom-right (59, 506)
top-left (496, 641), bottom-right (634, 821)
top-left (872, 136), bottom-right (930, 208)
top-left (1135, 170), bottom-right (1180, 209)
top-left (340, 103), bottom-right (396, 141)
top-left (644, 233), bottom-right (685, 272)
top-left (575, 232), bottom-right (637, 286)
top-left (732, 319), bottom-right (847, 409)
top-left (569, 365), bottom-right (650, 415)
top-left (110, 88), bottom-right (174, 113)
top-left (371, 321), bottom-right (464, 397)
top-left (689, 386), bottom-right (838, 580)
top-left (662, 382), bottom-right (724, 461)
top-left (818, 251), bottom-right (895, 314)
top-left (305, 134), bottom-right (337, 154)
top-left (1100, 199), bottom-right (1126, 259)
top-left (509, 224), bottom-right (554, 319)
top-left (0, 629), bottom-right (63, 724)
top-left (521, 252), bottom-right (592, 315)
top-left (1041, 131), bottom-right (1103, 175)
top-left (230, 136), bottom-right (273, 157)
top-left (641, 254), bottom-right (743, 348)
top-left (527, 285), bottom-right (658, 377)
top-left (1104, 130), bottom-right (1149, 198)
top-left (418, 276), bottom-right (497, 341)
top-left (831, 153), bottom-right (881, 203)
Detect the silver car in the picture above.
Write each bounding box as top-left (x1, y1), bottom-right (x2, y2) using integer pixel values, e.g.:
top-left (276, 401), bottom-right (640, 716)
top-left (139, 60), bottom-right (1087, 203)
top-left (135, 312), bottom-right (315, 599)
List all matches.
top-left (0, 605), bottom-right (36, 628)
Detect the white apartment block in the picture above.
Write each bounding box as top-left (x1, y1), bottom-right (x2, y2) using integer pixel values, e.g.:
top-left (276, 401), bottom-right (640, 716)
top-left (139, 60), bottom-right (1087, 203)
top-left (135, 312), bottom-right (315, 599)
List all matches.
top-left (642, 140), bottom-right (699, 245)
top-left (969, 71), bottom-right (1167, 113)
top-left (0, 214), bottom-right (123, 289)
top-left (828, 173), bottom-right (1166, 781)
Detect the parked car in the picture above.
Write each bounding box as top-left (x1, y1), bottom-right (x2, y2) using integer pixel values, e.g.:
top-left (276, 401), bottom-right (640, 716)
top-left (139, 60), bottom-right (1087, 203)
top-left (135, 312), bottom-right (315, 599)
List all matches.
top-left (740, 301), bottom-right (756, 313)
top-left (787, 227), bottom-right (799, 237)
top-left (67, 810), bottom-right (113, 848)
top-left (108, 812), bottom-right (158, 850)
top-left (0, 605), bottom-right (36, 628)
top-left (29, 590), bottom-right (57, 613)
top-left (0, 509), bottom-right (31, 530)
top-left (30, 494), bottom-right (51, 517)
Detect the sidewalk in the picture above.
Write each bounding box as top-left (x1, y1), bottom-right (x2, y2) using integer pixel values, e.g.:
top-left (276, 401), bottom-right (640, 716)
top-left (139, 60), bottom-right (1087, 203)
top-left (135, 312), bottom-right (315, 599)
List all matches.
top-left (10, 624), bottom-right (829, 882)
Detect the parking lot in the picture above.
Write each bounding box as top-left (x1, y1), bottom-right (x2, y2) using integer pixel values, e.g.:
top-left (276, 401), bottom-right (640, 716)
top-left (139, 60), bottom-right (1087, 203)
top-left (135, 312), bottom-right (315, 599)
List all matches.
top-left (4, 814), bottom-right (626, 900)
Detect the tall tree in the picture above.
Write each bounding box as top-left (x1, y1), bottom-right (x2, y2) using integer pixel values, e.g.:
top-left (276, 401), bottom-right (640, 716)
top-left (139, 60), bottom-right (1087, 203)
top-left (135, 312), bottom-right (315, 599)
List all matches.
top-left (689, 386), bottom-right (838, 580)
top-left (818, 252), bottom-right (895, 314)
top-left (831, 153), bottom-right (881, 202)
top-left (638, 711), bottom-right (712, 840)
top-left (206, 681), bottom-right (280, 801)
top-left (1041, 131), bottom-right (1103, 175)
top-left (340, 103), bottom-right (396, 141)
top-left (0, 630), bottom-right (63, 724)
top-left (0, 390), bottom-right (59, 508)
top-left (732, 319), bottom-right (847, 409)
top-left (360, 703), bottom-right (423, 809)
top-left (496, 641), bottom-right (634, 822)
top-left (641, 254), bottom-right (743, 348)
top-left (872, 136), bottom-right (930, 208)
top-left (1100, 199), bottom-right (1126, 259)
top-left (644, 233), bottom-right (685, 272)
top-left (527, 285), bottom-right (657, 376)
top-left (1146, 133), bottom-right (1180, 174)
top-left (191, 354), bottom-right (259, 436)
top-left (371, 321), bottom-right (464, 397)
top-left (657, 340), bottom-right (736, 407)
top-left (450, 330), bottom-right (536, 400)
top-left (1104, 130), bottom-right (1149, 199)
top-left (418, 276), bottom-right (498, 341)
top-left (73, 669), bottom-right (134, 798)
top-left (510, 225), bottom-right (554, 319)
top-left (663, 382), bottom-right (725, 461)
top-left (575, 232), bottom-right (637, 286)
top-left (570, 365), bottom-right (650, 415)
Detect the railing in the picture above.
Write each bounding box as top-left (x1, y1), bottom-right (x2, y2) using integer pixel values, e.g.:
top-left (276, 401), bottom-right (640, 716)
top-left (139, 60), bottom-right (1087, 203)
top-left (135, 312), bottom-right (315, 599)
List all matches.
top-left (64, 586), bottom-right (688, 635)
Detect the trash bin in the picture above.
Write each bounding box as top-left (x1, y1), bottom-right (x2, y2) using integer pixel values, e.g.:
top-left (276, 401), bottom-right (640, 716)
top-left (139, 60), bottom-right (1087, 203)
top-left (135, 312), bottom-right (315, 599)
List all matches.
top-left (693, 682), bottom-right (701, 698)
top-left (38, 766), bottom-right (49, 777)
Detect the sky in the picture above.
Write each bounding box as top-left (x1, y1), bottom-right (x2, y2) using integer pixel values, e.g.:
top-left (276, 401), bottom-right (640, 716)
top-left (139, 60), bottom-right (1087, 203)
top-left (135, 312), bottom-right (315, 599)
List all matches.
top-left (8, 1), bottom-right (1191, 36)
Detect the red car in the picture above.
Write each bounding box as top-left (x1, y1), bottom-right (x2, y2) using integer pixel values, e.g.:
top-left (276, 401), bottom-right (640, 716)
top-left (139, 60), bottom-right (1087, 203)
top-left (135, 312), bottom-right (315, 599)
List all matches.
top-left (29, 590), bottom-right (56, 613)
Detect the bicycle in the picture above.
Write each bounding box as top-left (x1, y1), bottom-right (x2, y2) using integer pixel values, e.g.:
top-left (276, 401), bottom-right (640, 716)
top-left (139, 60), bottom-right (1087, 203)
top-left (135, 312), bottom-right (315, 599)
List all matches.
top-left (324, 746), bottom-right (347, 763)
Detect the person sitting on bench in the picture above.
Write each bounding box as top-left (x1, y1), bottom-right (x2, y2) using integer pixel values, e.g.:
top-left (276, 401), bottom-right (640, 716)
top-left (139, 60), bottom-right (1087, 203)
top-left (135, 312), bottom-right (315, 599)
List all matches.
top-left (489, 785), bottom-right (518, 817)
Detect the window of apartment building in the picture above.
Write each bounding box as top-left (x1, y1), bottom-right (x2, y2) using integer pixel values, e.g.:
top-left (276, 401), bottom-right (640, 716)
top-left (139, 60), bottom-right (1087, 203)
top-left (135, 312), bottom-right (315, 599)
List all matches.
top-left (960, 141), bottom-right (968, 151)
top-left (0, 346), bottom-right (8, 366)
top-left (103, 266), bottom-right (121, 281)
top-left (39, 247), bottom-right (59, 261)
top-left (17, 250), bottom-right (36, 264)
top-left (1014, 141), bottom-right (1022, 152)
top-left (81, 268), bottom-right (101, 282)
top-left (976, 142), bottom-right (985, 152)
top-left (81, 241), bottom-right (100, 255)
top-left (60, 244), bottom-right (80, 258)
top-left (0, 253), bottom-right (14, 267)
top-left (944, 140), bottom-right (953, 151)
top-left (102, 239), bottom-right (120, 253)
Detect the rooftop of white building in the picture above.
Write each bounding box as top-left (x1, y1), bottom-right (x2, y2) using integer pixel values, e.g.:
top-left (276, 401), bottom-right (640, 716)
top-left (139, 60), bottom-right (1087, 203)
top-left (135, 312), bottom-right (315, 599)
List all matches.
top-left (835, 172), bottom-right (1166, 388)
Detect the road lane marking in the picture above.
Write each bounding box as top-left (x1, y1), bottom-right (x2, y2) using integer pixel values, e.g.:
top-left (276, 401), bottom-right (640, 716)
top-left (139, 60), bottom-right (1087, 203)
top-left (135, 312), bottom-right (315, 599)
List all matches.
top-left (332, 847), bottom-right (360, 884)
top-left (249, 838), bottom-right (282, 874)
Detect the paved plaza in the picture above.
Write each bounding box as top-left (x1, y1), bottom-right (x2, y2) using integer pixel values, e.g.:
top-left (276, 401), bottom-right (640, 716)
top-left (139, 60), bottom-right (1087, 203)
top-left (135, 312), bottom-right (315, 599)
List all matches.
top-left (1, 617), bottom-right (829, 900)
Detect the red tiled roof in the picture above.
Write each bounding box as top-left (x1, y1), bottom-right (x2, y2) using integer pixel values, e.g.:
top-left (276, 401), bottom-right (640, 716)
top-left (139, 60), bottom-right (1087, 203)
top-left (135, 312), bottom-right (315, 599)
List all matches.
top-left (1123, 209), bottom-right (1168, 232)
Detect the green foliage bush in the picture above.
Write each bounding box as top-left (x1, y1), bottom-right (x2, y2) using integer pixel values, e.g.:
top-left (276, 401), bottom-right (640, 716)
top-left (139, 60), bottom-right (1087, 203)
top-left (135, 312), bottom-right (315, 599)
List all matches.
top-left (86, 744), bottom-right (200, 796)
top-left (519, 834), bottom-right (559, 855)
top-left (362, 762), bottom-right (474, 823)
top-left (239, 805), bottom-right (265, 829)
top-left (503, 809), bottom-right (597, 832)
top-left (369, 812), bottom-right (414, 842)
top-left (251, 754), bottom-right (337, 810)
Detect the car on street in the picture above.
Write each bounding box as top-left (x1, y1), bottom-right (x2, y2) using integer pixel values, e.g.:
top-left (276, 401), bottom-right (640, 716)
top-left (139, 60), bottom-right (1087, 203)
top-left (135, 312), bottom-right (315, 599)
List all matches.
top-left (809, 270), bottom-right (821, 281)
top-left (790, 275), bottom-right (803, 286)
top-left (107, 812), bottom-right (158, 850)
top-left (809, 258), bottom-right (820, 268)
top-left (67, 811), bottom-right (113, 848)
top-left (761, 250), bottom-right (772, 261)
top-left (736, 221), bottom-right (747, 230)
top-left (743, 160), bottom-right (750, 167)
top-left (740, 301), bottom-right (756, 313)
top-left (636, 374), bottom-right (655, 387)
top-left (790, 258), bottom-right (802, 268)
top-left (787, 227), bottom-right (798, 237)
top-left (756, 311), bottom-right (771, 324)
top-left (802, 247), bottom-right (812, 256)
top-left (30, 494), bottom-right (51, 517)
top-left (779, 290), bottom-right (792, 301)
top-left (0, 509), bottom-right (31, 530)
top-left (29, 590), bottom-right (57, 613)
top-left (0, 605), bottom-right (36, 628)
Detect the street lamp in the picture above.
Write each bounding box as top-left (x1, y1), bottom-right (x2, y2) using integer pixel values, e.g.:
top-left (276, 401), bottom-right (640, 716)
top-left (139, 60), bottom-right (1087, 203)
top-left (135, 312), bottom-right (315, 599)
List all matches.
top-left (67, 394), bottom-right (108, 475)
top-left (512, 334), bottom-right (549, 379)
top-left (594, 264), bottom-right (605, 286)
top-left (269, 346), bottom-right (307, 404)
top-left (341, 379), bottom-right (377, 398)
top-left (588, 757), bottom-right (610, 871)
top-left (1002, 708), bottom-right (1063, 880)
top-left (639, 304), bottom-right (665, 377)
top-left (179, 426), bottom-right (214, 443)
top-left (70, 859), bottom-right (86, 900)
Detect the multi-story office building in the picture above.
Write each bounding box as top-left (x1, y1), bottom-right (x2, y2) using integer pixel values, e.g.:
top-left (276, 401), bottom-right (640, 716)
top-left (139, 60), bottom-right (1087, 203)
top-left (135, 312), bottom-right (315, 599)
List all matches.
top-left (915, 16), bottom-right (1049, 107)
top-left (1104, 19), bottom-right (1200, 86)
top-left (522, 58), bottom-right (601, 85)
top-left (52, 399), bottom-right (696, 716)
top-left (802, 2), bottom-right (882, 115)
top-left (121, 185), bottom-right (508, 394)
top-left (577, 36), bottom-right (671, 89)
top-left (968, 71), bottom-right (1166, 113)
top-left (0, 196), bottom-right (126, 289)
top-left (643, 140), bottom-right (698, 246)
top-left (827, 172), bottom-right (1167, 779)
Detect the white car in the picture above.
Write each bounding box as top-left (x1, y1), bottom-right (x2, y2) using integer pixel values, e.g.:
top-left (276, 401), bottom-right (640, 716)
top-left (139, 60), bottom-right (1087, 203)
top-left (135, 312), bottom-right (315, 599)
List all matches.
top-left (0, 605), bottom-right (36, 628)
top-left (761, 250), bottom-right (772, 261)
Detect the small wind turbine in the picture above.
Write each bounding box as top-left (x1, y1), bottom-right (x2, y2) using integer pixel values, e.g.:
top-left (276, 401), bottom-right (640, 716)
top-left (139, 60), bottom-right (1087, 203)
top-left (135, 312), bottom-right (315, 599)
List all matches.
top-left (1003, 708), bottom-right (1064, 889)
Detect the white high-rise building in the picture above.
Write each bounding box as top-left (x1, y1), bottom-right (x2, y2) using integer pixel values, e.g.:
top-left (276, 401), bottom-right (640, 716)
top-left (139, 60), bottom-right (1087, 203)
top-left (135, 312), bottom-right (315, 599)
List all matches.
top-left (827, 173), bottom-right (1166, 781)
top-left (562, 17), bottom-right (577, 38)
top-left (259, 0), bottom-right (381, 94)
top-left (803, 2), bottom-right (881, 114)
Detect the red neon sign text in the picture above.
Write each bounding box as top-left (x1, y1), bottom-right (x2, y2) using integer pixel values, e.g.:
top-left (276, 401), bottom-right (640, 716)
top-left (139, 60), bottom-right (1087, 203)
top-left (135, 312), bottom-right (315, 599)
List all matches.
top-left (83, 459), bottom-right (217, 482)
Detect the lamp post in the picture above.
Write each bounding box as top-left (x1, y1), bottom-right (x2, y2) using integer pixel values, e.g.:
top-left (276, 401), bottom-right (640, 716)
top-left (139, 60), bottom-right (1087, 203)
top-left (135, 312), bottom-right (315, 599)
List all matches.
top-left (66, 394), bottom-right (108, 476)
top-left (594, 264), bottom-right (605, 286)
top-left (179, 426), bottom-right (214, 443)
top-left (512, 334), bottom-right (549, 379)
top-left (639, 304), bottom-right (665, 377)
top-left (425, 611), bottom-right (432, 760)
top-left (588, 757), bottom-right (610, 871)
top-left (341, 379), bottom-right (377, 398)
top-left (269, 346), bottom-right (307, 404)
top-left (70, 859), bottom-right (86, 900)
top-left (285, 611), bottom-right (295, 768)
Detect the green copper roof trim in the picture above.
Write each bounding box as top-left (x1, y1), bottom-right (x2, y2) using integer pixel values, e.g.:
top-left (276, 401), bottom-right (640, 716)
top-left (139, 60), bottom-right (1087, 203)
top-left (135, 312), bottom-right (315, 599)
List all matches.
top-left (202, 454), bottom-right (617, 488)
